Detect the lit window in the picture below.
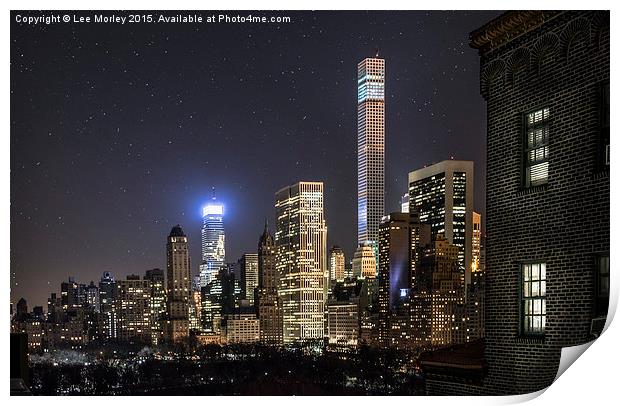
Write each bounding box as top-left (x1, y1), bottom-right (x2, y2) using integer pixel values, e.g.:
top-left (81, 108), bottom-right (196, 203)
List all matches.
top-left (524, 108), bottom-right (550, 187)
top-left (521, 263), bottom-right (546, 335)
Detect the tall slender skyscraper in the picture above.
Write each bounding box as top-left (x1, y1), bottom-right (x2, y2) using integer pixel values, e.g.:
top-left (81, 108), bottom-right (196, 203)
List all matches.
top-left (275, 181), bottom-right (327, 343)
top-left (165, 224), bottom-right (191, 342)
top-left (357, 56), bottom-right (385, 246)
top-left (257, 221), bottom-right (283, 345)
top-left (144, 268), bottom-right (165, 345)
top-left (99, 272), bottom-right (117, 339)
top-left (239, 253), bottom-right (259, 305)
top-left (199, 192), bottom-right (225, 288)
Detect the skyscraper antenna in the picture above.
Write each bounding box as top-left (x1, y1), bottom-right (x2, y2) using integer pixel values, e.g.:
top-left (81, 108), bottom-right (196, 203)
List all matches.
top-left (375, 48), bottom-right (380, 58)
top-left (211, 186), bottom-right (216, 200)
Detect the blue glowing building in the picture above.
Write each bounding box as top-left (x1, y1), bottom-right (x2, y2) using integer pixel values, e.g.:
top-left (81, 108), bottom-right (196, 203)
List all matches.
top-left (199, 193), bottom-right (225, 288)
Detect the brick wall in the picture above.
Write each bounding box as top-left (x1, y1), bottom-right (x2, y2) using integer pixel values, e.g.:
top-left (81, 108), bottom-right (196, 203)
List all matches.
top-left (477, 10), bottom-right (609, 395)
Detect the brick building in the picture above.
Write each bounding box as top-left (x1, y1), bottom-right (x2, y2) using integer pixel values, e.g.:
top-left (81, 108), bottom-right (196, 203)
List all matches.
top-left (423, 11), bottom-right (611, 396)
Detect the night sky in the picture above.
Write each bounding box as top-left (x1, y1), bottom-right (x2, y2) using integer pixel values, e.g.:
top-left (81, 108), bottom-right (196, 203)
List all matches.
top-left (11, 10), bottom-right (501, 308)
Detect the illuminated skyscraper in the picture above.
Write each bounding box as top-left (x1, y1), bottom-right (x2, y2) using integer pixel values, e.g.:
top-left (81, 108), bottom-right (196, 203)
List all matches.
top-left (116, 275), bottom-right (152, 344)
top-left (199, 192), bottom-right (225, 288)
top-left (329, 246), bottom-right (346, 283)
top-left (275, 181), bottom-right (327, 343)
top-left (401, 193), bottom-right (409, 213)
top-left (357, 57), bottom-right (385, 246)
top-left (144, 268), bottom-right (165, 345)
top-left (471, 211), bottom-right (481, 273)
top-left (99, 272), bottom-right (117, 339)
top-left (165, 224), bottom-right (191, 342)
top-left (408, 160), bottom-right (474, 286)
top-left (377, 212), bottom-right (430, 348)
top-left (352, 244), bottom-right (377, 279)
top-left (411, 234), bottom-right (464, 347)
top-left (239, 253), bottom-right (259, 306)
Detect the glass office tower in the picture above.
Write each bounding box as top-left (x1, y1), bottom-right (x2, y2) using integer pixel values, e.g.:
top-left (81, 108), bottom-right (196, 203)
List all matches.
top-left (199, 195), bottom-right (225, 288)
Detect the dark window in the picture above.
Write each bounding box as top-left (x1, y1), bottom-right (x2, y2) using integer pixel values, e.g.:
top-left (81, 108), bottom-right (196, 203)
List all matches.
top-left (595, 255), bottom-right (609, 317)
top-left (524, 108), bottom-right (550, 187)
top-left (521, 262), bottom-right (546, 335)
top-left (600, 83), bottom-right (610, 169)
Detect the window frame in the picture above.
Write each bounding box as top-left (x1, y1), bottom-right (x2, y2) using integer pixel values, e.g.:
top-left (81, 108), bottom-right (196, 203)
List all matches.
top-left (522, 107), bottom-right (551, 188)
top-left (519, 261), bottom-right (547, 337)
top-left (599, 81), bottom-right (610, 171)
top-left (595, 254), bottom-right (610, 318)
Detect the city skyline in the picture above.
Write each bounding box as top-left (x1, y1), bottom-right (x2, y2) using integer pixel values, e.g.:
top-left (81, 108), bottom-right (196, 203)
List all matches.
top-left (9, 9), bottom-right (610, 397)
top-left (11, 11), bottom-right (496, 308)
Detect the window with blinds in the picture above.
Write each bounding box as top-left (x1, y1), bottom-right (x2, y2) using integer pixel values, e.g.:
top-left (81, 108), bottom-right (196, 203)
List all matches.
top-left (524, 107), bottom-right (550, 187)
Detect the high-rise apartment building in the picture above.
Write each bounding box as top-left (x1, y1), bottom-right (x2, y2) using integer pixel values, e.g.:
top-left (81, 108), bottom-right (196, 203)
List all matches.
top-left (408, 160), bottom-right (474, 286)
top-left (257, 222), bottom-right (283, 345)
top-left (411, 234), bottom-right (464, 348)
top-left (165, 225), bottom-right (191, 342)
top-left (189, 289), bottom-right (202, 331)
top-left (377, 212), bottom-right (430, 348)
top-left (329, 246), bottom-right (346, 283)
top-left (201, 265), bottom-right (236, 334)
top-left (144, 268), bottom-right (166, 344)
top-left (199, 195), bottom-right (225, 288)
top-left (85, 281), bottom-right (100, 312)
top-left (116, 275), bottom-right (152, 345)
top-left (239, 253), bottom-right (259, 306)
top-left (99, 272), bottom-right (117, 339)
top-left (275, 181), bottom-right (327, 343)
top-left (61, 277), bottom-right (80, 310)
top-left (471, 212), bottom-right (481, 273)
top-left (357, 57), bottom-right (385, 247)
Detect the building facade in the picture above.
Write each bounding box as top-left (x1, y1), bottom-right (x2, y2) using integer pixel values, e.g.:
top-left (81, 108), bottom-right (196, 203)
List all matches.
top-left (165, 225), bottom-right (191, 342)
top-left (352, 243), bottom-right (377, 279)
top-left (450, 10), bottom-right (610, 395)
top-left (98, 272), bottom-right (117, 339)
top-left (144, 268), bottom-right (165, 344)
top-left (411, 235), bottom-right (465, 348)
top-left (326, 302), bottom-right (359, 349)
top-left (377, 212), bottom-right (430, 348)
top-left (239, 253), bottom-right (259, 306)
top-left (408, 160), bottom-right (474, 286)
top-left (222, 312), bottom-right (260, 344)
top-left (329, 246), bottom-right (346, 284)
top-left (257, 222), bottom-right (283, 345)
top-left (275, 181), bottom-right (327, 343)
top-left (357, 57), bottom-right (385, 246)
top-left (115, 276), bottom-right (152, 344)
top-left (199, 196), bottom-right (225, 288)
